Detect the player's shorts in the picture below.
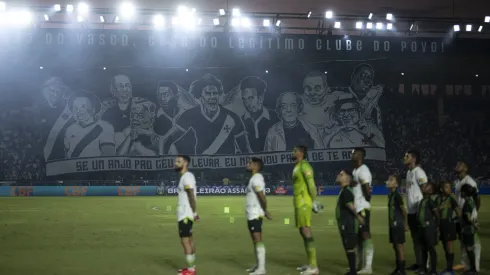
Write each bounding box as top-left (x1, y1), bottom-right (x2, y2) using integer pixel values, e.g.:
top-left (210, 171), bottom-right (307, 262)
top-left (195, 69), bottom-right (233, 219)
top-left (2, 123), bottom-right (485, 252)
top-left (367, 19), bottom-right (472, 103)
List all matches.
top-left (247, 217), bottom-right (263, 233)
top-left (295, 205), bottom-right (312, 228)
top-left (178, 218), bottom-right (194, 238)
top-left (407, 213), bottom-right (418, 232)
top-left (439, 220), bottom-right (457, 242)
top-left (389, 224), bottom-right (406, 244)
top-left (456, 221), bottom-right (462, 240)
top-left (358, 209), bottom-right (371, 234)
top-left (418, 224), bottom-right (438, 248)
top-left (461, 233), bottom-right (475, 247)
top-left (341, 233), bottom-right (358, 251)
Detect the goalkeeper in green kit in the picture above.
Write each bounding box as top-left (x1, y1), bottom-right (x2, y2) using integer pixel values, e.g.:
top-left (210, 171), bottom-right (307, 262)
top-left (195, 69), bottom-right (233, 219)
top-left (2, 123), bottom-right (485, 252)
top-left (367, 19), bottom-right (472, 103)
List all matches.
top-left (292, 145), bottom-right (323, 275)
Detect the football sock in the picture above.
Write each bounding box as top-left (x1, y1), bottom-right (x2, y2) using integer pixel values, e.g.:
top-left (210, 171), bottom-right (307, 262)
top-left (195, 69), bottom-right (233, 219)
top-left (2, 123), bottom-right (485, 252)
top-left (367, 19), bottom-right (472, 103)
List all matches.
top-left (398, 260), bottom-right (405, 271)
top-left (253, 243), bottom-right (258, 265)
top-left (447, 252), bottom-right (454, 271)
top-left (421, 249), bottom-right (428, 272)
top-left (357, 243), bottom-right (363, 268)
top-left (460, 240), bottom-right (467, 266)
top-left (475, 234), bottom-right (481, 271)
top-left (347, 251), bottom-right (356, 274)
top-left (186, 254), bottom-right (195, 271)
top-left (467, 249), bottom-right (476, 271)
top-left (428, 247), bottom-right (437, 273)
top-left (256, 242), bottom-right (266, 271)
top-left (305, 237), bottom-right (317, 268)
top-left (364, 239), bottom-right (374, 267)
top-left (413, 239), bottom-right (422, 267)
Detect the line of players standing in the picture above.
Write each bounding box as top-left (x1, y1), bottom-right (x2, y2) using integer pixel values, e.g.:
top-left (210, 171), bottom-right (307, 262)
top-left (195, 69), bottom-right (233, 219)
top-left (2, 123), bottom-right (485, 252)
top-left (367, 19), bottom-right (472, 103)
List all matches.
top-left (344, 148), bottom-right (481, 275)
top-left (169, 147), bottom-right (482, 275)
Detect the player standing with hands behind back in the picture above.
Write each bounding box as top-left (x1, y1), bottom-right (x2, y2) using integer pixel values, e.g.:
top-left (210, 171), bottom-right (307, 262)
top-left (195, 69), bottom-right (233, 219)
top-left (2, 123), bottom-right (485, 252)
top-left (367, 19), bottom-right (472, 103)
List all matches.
top-left (292, 145), bottom-right (323, 275)
top-left (403, 149), bottom-right (428, 272)
top-left (245, 157), bottom-right (272, 275)
top-left (175, 155), bottom-right (199, 275)
top-left (351, 148), bottom-right (374, 274)
top-left (386, 174), bottom-right (407, 275)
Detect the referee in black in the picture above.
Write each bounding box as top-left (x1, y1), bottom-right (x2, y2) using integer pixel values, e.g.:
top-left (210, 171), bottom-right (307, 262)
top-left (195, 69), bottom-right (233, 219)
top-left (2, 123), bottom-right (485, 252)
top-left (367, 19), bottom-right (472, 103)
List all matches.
top-left (336, 170), bottom-right (365, 275)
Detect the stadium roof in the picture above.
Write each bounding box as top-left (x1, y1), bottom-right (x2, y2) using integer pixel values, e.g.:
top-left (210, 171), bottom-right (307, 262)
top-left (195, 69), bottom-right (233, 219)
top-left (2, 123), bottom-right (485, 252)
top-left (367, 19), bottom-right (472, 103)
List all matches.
top-left (1, 0), bottom-right (490, 37)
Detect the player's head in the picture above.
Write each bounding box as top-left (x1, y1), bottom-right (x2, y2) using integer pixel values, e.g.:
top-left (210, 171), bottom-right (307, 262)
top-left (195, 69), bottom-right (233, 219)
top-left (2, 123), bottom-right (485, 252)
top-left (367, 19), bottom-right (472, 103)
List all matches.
top-left (351, 63), bottom-right (374, 94)
top-left (130, 99), bottom-right (156, 130)
top-left (334, 98), bottom-right (360, 128)
top-left (386, 173), bottom-right (400, 190)
top-left (460, 183), bottom-right (476, 199)
top-left (404, 149), bottom-right (421, 166)
top-left (247, 157), bottom-right (264, 173)
top-left (292, 145), bottom-right (308, 161)
top-left (351, 147), bottom-right (366, 162)
top-left (156, 80), bottom-right (179, 109)
top-left (422, 181), bottom-right (435, 195)
top-left (190, 73), bottom-right (224, 112)
top-left (455, 160), bottom-right (469, 174)
top-left (240, 76), bottom-right (267, 114)
top-left (440, 180), bottom-right (453, 196)
top-left (175, 155), bottom-right (191, 172)
top-left (303, 71), bottom-right (328, 106)
top-left (68, 91), bottom-right (101, 124)
top-left (41, 77), bottom-right (70, 108)
top-left (110, 74), bottom-right (133, 104)
top-left (276, 92), bottom-right (303, 124)
top-left (336, 170), bottom-right (353, 187)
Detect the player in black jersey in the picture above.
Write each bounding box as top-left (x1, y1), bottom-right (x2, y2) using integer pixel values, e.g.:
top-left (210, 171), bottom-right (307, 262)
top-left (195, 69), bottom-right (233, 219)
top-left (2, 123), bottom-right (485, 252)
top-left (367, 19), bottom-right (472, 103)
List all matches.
top-left (436, 180), bottom-right (460, 274)
top-left (460, 184), bottom-right (479, 274)
top-left (336, 170), bottom-right (365, 275)
top-left (386, 174), bottom-right (407, 275)
top-left (416, 182), bottom-right (439, 275)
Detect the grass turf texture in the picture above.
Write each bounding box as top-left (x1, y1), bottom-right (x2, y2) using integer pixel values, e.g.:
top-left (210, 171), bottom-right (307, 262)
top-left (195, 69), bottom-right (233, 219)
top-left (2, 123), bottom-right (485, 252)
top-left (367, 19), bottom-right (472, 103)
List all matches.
top-left (0, 196), bottom-right (488, 275)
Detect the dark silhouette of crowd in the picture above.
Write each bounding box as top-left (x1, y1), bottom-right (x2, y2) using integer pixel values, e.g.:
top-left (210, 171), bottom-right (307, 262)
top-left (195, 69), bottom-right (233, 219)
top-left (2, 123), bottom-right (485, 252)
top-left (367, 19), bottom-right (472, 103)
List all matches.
top-left (1, 88), bottom-right (490, 186)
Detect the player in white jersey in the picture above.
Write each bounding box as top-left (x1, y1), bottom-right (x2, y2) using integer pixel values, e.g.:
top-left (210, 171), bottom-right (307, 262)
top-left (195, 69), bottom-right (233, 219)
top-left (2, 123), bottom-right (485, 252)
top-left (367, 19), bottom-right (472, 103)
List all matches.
top-left (175, 155), bottom-right (199, 275)
top-left (403, 149), bottom-right (428, 273)
top-left (351, 148), bottom-right (374, 274)
top-left (244, 157), bottom-right (271, 275)
top-left (453, 161), bottom-right (481, 272)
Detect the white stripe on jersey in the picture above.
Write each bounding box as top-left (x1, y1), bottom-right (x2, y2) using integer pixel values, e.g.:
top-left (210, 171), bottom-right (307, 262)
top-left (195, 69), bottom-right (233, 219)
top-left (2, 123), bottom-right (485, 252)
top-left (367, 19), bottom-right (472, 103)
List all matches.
top-left (405, 166), bottom-right (428, 214)
top-left (352, 164), bottom-right (372, 213)
top-left (177, 171), bottom-right (197, 221)
top-left (245, 173), bottom-right (266, 220)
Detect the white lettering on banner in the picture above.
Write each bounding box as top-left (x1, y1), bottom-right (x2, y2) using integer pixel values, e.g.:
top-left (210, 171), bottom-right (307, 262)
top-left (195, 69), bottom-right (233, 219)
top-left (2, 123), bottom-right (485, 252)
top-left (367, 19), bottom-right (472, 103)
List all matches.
top-left (45, 148), bottom-right (386, 176)
top-left (166, 187), bottom-right (272, 195)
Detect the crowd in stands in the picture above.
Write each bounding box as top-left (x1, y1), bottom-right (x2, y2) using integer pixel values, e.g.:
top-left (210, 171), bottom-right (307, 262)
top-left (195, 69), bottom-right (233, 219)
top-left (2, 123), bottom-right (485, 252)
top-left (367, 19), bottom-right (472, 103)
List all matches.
top-left (1, 90), bottom-right (490, 186)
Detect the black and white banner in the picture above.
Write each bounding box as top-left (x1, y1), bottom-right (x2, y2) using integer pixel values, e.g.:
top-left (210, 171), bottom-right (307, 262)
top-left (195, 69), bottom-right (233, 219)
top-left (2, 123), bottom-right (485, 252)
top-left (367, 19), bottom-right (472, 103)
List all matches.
top-left (46, 147), bottom-right (385, 175)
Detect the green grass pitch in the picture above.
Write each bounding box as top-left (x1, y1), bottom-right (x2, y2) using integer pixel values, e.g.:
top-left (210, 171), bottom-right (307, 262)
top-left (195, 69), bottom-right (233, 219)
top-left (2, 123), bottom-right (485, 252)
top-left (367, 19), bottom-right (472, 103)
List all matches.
top-left (0, 196), bottom-right (488, 275)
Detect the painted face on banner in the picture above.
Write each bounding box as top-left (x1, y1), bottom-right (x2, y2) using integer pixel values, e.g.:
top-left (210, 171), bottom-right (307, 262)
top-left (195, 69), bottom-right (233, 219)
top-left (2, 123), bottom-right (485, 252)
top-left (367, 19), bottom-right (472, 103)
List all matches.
top-left (72, 97), bottom-right (94, 123)
top-left (112, 75), bottom-right (133, 104)
top-left (337, 102), bottom-right (360, 127)
top-left (41, 85), bottom-right (65, 108)
top-left (303, 76), bottom-right (327, 106)
top-left (157, 86), bottom-right (175, 108)
top-left (242, 88), bottom-right (262, 113)
top-left (201, 85), bottom-right (220, 112)
top-left (280, 93), bottom-right (299, 123)
top-left (353, 68), bottom-right (374, 94)
top-left (130, 104), bottom-right (154, 130)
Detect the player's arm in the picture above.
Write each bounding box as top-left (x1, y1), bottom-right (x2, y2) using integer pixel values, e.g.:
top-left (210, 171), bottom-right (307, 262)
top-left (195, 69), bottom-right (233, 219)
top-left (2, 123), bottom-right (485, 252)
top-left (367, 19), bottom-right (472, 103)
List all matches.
top-left (252, 177), bottom-right (270, 218)
top-left (415, 169), bottom-right (428, 187)
top-left (429, 199), bottom-right (439, 225)
top-left (359, 167), bottom-right (372, 201)
top-left (184, 175), bottom-right (197, 216)
top-left (396, 193), bottom-right (408, 229)
top-left (344, 189), bottom-right (364, 223)
top-left (302, 164), bottom-right (317, 201)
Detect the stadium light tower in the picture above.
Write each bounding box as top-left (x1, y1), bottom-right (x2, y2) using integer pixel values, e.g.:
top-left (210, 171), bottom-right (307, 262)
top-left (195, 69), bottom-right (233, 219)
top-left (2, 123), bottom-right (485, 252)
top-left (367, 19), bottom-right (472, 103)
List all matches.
top-left (119, 2), bottom-right (135, 18)
top-left (78, 3), bottom-right (89, 14)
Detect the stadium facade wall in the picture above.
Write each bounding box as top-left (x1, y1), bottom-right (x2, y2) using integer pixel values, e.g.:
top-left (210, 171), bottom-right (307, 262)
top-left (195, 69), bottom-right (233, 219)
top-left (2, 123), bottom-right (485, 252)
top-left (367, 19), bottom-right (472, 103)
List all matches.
top-left (2, 185), bottom-right (490, 197)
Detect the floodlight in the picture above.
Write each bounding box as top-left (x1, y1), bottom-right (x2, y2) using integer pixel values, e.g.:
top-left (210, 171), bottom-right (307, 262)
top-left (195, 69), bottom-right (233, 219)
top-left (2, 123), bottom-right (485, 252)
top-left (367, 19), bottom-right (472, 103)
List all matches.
top-left (241, 17), bottom-right (251, 27)
top-left (466, 24), bottom-right (472, 31)
top-left (232, 8), bottom-right (240, 17)
top-left (376, 22), bottom-right (383, 29)
top-left (66, 5), bottom-right (74, 12)
top-left (485, 16), bottom-right (490, 23)
top-left (355, 21), bottom-right (363, 29)
top-left (453, 25), bottom-right (460, 32)
top-left (99, 16), bottom-right (105, 22)
top-left (275, 20), bottom-right (281, 27)
top-left (77, 15), bottom-right (84, 22)
top-left (54, 4), bottom-right (61, 12)
top-left (153, 14), bottom-right (164, 28)
top-left (44, 14), bottom-right (49, 21)
top-left (386, 13), bottom-right (393, 20)
top-left (334, 21), bottom-right (341, 29)
top-left (213, 18), bottom-right (220, 25)
top-left (263, 19), bottom-right (270, 27)
top-left (119, 2), bottom-right (135, 18)
top-left (366, 22), bottom-right (373, 29)
top-left (368, 13), bottom-right (373, 19)
top-left (219, 9), bottom-right (225, 16)
top-left (478, 25), bottom-right (483, 32)
top-left (78, 3), bottom-right (89, 14)
top-left (387, 23), bottom-right (393, 30)
top-left (325, 10), bottom-right (333, 19)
